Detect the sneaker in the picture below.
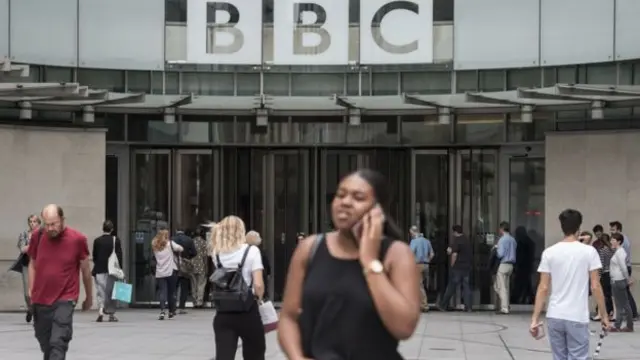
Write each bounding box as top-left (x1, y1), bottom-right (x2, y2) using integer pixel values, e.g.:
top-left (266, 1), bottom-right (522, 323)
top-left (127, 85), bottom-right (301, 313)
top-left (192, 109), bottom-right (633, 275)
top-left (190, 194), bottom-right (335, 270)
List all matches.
top-left (159, 312), bottom-right (165, 320)
top-left (108, 315), bottom-right (118, 322)
top-left (25, 311), bottom-right (32, 323)
top-left (168, 312), bottom-right (176, 319)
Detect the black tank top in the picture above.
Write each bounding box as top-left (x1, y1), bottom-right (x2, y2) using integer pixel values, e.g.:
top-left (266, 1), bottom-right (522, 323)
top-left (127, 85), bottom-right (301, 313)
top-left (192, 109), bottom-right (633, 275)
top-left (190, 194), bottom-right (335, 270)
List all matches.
top-left (299, 235), bottom-right (403, 360)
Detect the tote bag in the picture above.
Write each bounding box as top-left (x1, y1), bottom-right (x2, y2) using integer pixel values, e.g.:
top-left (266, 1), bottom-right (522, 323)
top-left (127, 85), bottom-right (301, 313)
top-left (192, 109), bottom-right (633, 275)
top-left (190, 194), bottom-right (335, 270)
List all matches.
top-left (259, 300), bottom-right (279, 333)
top-left (111, 281), bottom-right (132, 303)
top-left (108, 236), bottom-right (125, 280)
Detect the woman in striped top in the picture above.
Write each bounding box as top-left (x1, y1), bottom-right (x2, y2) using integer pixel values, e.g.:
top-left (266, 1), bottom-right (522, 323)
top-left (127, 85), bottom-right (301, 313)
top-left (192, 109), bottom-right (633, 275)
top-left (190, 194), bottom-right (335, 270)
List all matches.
top-left (594, 234), bottom-right (614, 320)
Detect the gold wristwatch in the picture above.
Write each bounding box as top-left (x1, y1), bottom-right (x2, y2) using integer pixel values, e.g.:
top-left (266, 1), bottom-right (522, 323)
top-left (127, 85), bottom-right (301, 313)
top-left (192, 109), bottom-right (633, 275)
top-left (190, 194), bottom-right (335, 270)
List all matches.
top-left (363, 259), bottom-right (384, 275)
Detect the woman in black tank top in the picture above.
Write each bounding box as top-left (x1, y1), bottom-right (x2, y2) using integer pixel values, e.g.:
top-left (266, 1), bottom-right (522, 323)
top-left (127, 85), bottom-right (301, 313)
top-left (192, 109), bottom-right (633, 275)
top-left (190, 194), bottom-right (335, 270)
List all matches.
top-left (278, 169), bottom-right (421, 360)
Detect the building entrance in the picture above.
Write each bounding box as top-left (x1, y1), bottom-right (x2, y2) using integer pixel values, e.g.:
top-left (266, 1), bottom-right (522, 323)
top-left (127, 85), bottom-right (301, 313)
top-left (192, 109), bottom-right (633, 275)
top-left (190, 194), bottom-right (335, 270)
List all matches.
top-left (411, 149), bottom-right (498, 309)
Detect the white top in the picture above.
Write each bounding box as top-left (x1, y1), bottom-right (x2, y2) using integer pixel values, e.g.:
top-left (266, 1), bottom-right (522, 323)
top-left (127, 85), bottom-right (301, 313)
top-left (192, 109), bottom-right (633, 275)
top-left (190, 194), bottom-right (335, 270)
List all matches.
top-left (538, 241), bottom-right (602, 323)
top-left (213, 244), bottom-right (263, 290)
top-left (154, 241), bottom-right (183, 278)
top-left (610, 248), bottom-right (630, 282)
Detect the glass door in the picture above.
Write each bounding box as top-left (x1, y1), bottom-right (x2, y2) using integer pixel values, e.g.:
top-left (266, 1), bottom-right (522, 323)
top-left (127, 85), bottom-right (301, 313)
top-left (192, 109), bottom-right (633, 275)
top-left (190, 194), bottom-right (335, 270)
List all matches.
top-left (131, 150), bottom-right (171, 304)
top-left (411, 150), bottom-right (451, 306)
top-left (508, 156), bottom-right (545, 306)
top-left (174, 150), bottom-right (216, 230)
top-left (458, 149), bottom-right (499, 309)
top-left (264, 150), bottom-right (310, 301)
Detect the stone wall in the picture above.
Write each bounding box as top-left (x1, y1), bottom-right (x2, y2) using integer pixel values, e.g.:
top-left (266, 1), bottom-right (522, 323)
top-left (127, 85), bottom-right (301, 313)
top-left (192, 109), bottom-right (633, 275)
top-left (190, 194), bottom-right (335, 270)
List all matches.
top-left (0, 125), bottom-right (105, 311)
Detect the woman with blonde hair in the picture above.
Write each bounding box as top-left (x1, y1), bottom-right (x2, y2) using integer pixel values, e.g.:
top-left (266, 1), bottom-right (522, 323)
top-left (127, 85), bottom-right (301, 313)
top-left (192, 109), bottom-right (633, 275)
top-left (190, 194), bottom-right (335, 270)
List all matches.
top-left (210, 216), bottom-right (265, 360)
top-left (152, 229), bottom-right (183, 320)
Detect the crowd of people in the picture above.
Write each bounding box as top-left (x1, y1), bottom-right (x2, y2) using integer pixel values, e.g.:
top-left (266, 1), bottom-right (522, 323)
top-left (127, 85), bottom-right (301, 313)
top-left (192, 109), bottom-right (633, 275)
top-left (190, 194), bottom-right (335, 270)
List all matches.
top-left (13, 169), bottom-right (637, 360)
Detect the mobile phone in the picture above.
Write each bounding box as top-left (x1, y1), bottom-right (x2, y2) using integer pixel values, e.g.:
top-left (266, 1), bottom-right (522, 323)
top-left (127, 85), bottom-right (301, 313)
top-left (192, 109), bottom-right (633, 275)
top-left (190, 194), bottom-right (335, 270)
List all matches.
top-left (351, 204), bottom-right (383, 239)
top-left (532, 322), bottom-right (545, 340)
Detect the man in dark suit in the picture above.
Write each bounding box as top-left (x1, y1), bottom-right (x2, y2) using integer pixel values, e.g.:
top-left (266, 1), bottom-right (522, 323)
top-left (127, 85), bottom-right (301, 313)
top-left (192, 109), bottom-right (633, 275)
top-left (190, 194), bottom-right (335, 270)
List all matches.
top-left (172, 226), bottom-right (196, 314)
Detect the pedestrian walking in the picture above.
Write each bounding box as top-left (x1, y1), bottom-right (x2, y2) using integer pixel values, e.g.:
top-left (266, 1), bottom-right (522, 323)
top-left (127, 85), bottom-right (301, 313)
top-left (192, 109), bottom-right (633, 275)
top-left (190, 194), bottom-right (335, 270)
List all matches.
top-left (152, 229), bottom-right (183, 320)
top-left (28, 204), bottom-right (93, 360)
top-left (278, 169), bottom-right (420, 359)
top-left (17, 214), bottom-right (41, 323)
top-left (530, 209), bottom-right (610, 360)
top-left (92, 220), bottom-right (123, 322)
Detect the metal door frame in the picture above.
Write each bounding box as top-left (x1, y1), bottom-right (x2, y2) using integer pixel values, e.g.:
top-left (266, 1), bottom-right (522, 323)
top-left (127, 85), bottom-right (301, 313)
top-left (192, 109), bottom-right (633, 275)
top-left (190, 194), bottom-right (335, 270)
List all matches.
top-left (130, 149), bottom-right (172, 305)
top-left (105, 144), bottom-right (130, 276)
top-left (173, 149), bottom-right (215, 227)
top-left (263, 150), bottom-right (310, 301)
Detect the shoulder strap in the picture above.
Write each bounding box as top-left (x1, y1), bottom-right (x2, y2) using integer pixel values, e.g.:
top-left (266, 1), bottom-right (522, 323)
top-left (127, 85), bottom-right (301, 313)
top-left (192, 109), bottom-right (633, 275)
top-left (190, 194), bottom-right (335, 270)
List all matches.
top-left (215, 254), bottom-right (223, 268)
top-left (111, 236), bottom-right (117, 255)
top-left (307, 234), bottom-right (324, 270)
top-left (238, 245), bottom-right (252, 269)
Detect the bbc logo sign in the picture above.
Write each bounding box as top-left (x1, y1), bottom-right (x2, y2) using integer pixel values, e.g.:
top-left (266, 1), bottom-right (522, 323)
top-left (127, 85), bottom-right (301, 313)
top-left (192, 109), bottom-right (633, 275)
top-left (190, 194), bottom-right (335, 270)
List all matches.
top-left (186, 0), bottom-right (433, 65)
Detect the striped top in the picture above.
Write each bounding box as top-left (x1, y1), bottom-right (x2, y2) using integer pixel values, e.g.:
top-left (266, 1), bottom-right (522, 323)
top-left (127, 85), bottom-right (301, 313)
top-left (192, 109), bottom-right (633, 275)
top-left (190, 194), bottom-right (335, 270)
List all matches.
top-left (597, 246), bottom-right (613, 273)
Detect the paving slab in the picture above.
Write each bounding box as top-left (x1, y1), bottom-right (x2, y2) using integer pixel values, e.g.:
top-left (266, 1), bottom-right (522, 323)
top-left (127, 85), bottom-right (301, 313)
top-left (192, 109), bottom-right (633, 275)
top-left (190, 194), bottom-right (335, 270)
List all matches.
top-left (0, 310), bottom-right (637, 359)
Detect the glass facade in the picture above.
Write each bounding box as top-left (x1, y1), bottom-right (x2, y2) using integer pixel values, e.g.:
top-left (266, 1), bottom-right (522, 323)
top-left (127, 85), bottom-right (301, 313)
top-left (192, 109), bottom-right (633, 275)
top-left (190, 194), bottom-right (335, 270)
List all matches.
top-left (21, 57), bottom-right (632, 307)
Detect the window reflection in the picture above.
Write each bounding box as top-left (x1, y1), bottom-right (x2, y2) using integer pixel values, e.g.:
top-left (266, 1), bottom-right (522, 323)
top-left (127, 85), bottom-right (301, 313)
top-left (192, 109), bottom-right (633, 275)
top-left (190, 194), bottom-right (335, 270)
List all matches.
top-left (236, 116), bottom-right (291, 144)
top-left (372, 73), bottom-right (399, 95)
top-left (401, 115), bottom-right (450, 144)
top-left (177, 153), bottom-right (214, 229)
top-left (455, 115), bottom-right (503, 143)
top-left (291, 73), bottom-right (345, 96)
top-left (292, 116), bottom-right (346, 144)
top-left (507, 114), bottom-right (553, 142)
top-left (128, 115), bottom-right (178, 143)
top-left (509, 158), bottom-right (545, 305)
top-left (180, 120), bottom-right (211, 143)
top-left (77, 69), bottom-right (125, 92)
top-left (401, 72), bottom-right (451, 94)
top-left (346, 117), bottom-right (397, 144)
top-left (165, 0), bottom-right (187, 22)
top-left (96, 113), bottom-right (125, 141)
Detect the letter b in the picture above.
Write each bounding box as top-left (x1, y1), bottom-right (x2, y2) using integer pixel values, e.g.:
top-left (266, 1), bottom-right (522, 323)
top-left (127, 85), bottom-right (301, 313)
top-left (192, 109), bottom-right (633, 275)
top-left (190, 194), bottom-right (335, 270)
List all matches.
top-left (293, 3), bottom-right (331, 55)
top-left (207, 2), bottom-right (244, 54)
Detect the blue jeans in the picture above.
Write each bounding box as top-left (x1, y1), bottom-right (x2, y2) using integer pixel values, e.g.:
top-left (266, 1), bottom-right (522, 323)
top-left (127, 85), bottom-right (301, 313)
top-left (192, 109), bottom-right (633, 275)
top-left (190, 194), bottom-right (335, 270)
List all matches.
top-left (156, 272), bottom-right (178, 313)
top-left (439, 268), bottom-right (472, 310)
top-left (547, 318), bottom-right (590, 360)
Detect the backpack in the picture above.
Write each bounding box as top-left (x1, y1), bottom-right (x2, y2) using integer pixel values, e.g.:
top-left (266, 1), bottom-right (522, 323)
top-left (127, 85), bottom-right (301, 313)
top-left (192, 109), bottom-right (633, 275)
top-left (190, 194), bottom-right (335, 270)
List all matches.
top-left (209, 245), bottom-right (254, 312)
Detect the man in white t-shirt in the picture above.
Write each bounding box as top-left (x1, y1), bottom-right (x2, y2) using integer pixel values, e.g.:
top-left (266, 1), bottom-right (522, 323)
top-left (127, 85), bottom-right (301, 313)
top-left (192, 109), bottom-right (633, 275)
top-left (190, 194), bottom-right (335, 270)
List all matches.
top-left (530, 209), bottom-right (610, 360)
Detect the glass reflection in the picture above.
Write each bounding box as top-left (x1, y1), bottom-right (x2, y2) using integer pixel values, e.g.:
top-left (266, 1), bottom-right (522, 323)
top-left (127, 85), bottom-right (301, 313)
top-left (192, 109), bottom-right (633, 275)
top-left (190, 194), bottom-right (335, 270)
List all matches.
top-left (292, 117), bottom-right (346, 144)
top-left (178, 153), bottom-right (214, 229)
top-left (456, 115), bottom-right (504, 143)
top-left (128, 115), bottom-right (178, 143)
top-left (346, 117), bottom-right (397, 144)
top-left (460, 150), bottom-right (497, 306)
top-left (401, 115), bottom-right (450, 144)
top-left (509, 158), bottom-right (545, 305)
top-left (181, 121), bottom-right (211, 143)
top-left (132, 152), bottom-right (170, 303)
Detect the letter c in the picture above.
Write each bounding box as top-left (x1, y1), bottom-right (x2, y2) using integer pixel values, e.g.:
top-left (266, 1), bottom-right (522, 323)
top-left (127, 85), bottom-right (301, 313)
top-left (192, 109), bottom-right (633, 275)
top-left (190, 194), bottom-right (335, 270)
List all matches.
top-left (370, 1), bottom-right (419, 54)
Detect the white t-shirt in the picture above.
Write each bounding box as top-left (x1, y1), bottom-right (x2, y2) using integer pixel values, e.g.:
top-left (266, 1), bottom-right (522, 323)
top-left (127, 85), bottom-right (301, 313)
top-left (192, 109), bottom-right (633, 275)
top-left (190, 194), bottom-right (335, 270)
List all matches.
top-left (213, 244), bottom-right (263, 289)
top-left (538, 241), bottom-right (602, 323)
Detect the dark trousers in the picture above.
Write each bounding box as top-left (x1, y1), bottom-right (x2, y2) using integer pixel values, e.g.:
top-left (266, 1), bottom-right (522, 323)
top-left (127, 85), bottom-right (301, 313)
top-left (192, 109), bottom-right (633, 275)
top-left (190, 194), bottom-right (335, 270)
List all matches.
top-left (177, 276), bottom-right (191, 309)
top-left (214, 300), bottom-right (266, 360)
top-left (157, 272), bottom-right (177, 313)
top-left (598, 272), bottom-right (614, 315)
top-left (612, 280), bottom-right (634, 330)
top-left (626, 266), bottom-right (638, 317)
top-left (439, 268), bottom-right (472, 310)
top-left (33, 300), bottom-right (75, 360)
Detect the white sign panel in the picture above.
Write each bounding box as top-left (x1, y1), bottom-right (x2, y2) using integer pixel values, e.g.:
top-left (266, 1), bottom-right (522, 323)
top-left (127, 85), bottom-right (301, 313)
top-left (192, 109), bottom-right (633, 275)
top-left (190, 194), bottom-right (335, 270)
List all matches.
top-left (273, 0), bottom-right (349, 65)
top-left (186, 0), bottom-right (263, 65)
top-left (359, 0), bottom-right (433, 64)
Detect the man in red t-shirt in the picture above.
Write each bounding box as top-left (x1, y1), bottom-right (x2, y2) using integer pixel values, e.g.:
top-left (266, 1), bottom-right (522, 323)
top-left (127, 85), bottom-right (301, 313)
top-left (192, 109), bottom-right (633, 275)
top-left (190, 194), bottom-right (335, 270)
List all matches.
top-left (27, 204), bottom-right (93, 360)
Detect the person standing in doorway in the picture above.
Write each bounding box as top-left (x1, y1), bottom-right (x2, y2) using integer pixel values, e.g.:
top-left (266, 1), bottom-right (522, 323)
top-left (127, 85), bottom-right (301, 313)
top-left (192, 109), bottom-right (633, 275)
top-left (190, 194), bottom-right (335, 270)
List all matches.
top-left (172, 226), bottom-right (196, 314)
top-left (92, 220), bottom-right (123, 322)
top-left (609, 221), bottom-right (638, 319)
top-left (437, 225), bottom-right (472, 312)
top-left (190, 227), bottom-right (209, 308)
top-left (409, 225), bottom-right (433, 312)
top-left (152, 229), bottom-right (183, 320)
top-left (17, 214), bottom-right (41, 323)
top-left (494, 221), bottom-right (517, 314)
top-left (530, 209), bottom-right (610, 359)
top-left (28, 204), bottom-right (93, 360)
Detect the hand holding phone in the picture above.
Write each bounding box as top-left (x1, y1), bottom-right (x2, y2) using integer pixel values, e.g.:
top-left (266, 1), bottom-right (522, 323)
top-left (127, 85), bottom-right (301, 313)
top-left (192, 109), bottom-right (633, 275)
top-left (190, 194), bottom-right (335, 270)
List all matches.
top-left (356, 204), bottom-right (385, 264)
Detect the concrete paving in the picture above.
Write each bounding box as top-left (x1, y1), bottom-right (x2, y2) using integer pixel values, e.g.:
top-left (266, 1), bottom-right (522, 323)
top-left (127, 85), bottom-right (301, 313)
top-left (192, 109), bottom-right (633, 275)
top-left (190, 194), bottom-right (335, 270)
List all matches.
top-left (0, 310), bottom-right (637, 360)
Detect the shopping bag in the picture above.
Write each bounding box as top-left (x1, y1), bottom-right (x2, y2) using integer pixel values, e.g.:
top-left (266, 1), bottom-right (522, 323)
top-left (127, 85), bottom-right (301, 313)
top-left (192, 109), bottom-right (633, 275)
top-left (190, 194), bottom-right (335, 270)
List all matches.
top-left (111, 281), bottom-right (132, 303)
top-left (258, 301), bottom-right (279, 333)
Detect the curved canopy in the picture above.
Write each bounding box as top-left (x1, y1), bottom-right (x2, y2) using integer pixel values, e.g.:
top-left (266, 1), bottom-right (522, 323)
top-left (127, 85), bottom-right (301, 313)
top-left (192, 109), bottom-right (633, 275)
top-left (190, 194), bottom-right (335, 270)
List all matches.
top-left (1, 82), bottom-right (640, 117)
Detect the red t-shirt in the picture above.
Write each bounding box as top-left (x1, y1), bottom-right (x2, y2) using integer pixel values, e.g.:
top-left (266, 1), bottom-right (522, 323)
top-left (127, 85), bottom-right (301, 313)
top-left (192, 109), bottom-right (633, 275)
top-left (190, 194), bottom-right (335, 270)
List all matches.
top-left (27, 227), bottom-right (89, 305)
